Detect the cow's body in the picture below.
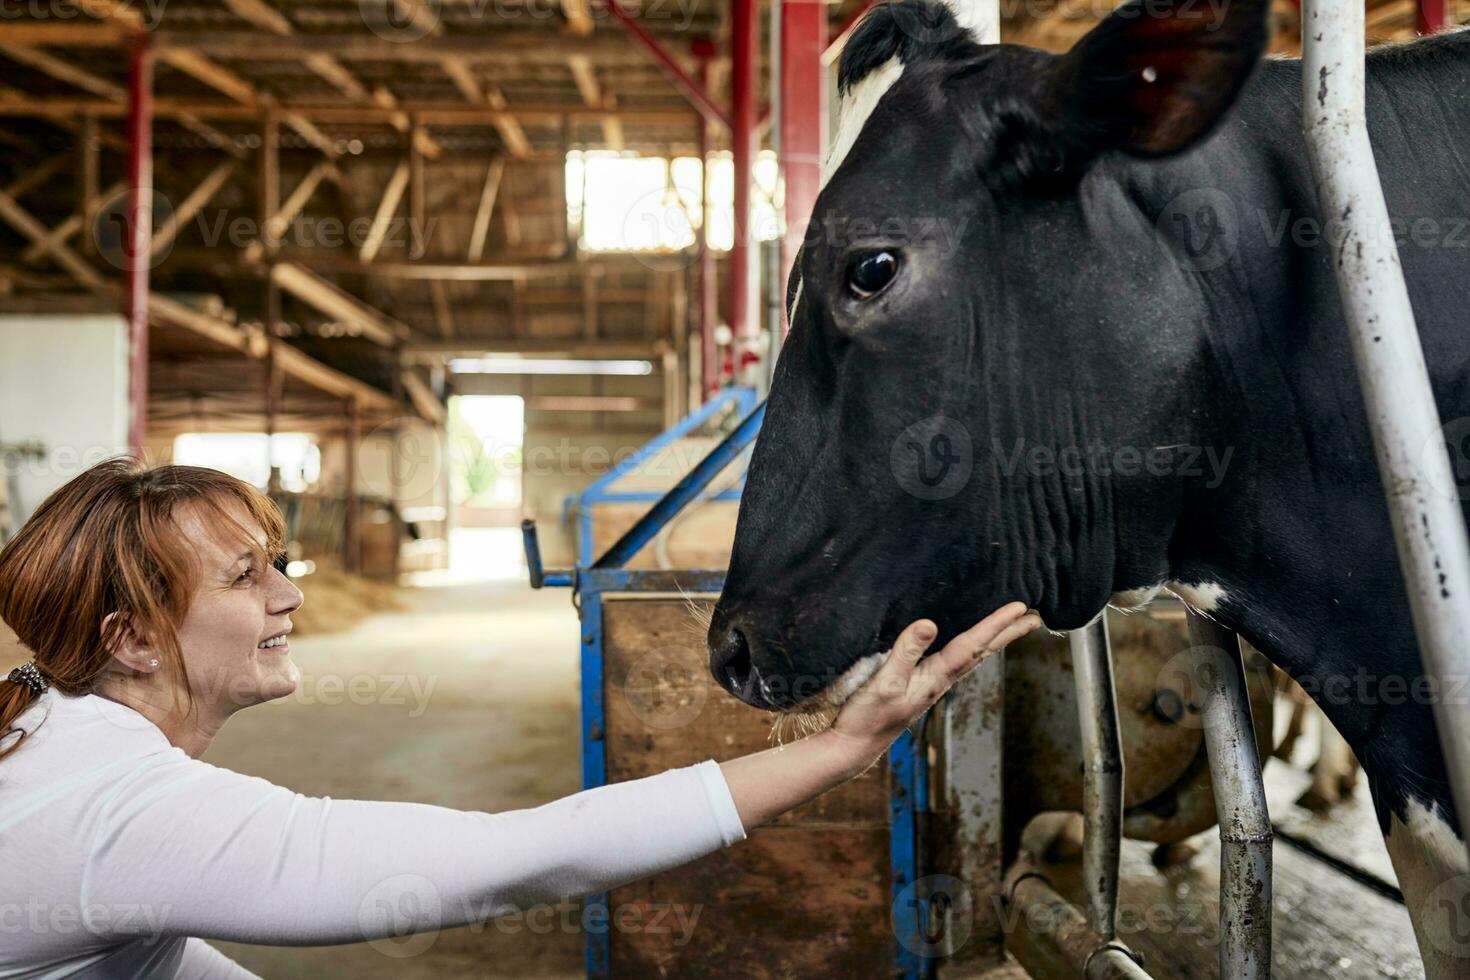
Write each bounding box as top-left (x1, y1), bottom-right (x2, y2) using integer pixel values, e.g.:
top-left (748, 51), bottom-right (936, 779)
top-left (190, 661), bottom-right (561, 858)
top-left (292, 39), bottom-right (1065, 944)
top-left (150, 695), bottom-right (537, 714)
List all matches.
top-left (709, 2), bottom-right (1470, 972)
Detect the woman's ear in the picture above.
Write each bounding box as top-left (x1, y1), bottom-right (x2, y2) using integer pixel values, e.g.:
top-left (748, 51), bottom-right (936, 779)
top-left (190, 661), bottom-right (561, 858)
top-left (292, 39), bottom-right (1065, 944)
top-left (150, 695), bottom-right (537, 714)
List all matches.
top-left (1029, 0), bottom-right (1271, 172)
top-left (101, 612), bottom-right (160, 674)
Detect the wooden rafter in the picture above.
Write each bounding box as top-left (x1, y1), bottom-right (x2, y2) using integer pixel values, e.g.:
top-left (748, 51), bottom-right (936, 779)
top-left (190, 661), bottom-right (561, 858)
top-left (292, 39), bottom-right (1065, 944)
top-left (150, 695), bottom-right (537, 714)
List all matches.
top-left (360, 159), bottom-right (412, 264)
top-left (485, 86), bottom-right (533, 158)
top-left (271, 262), bottom-right (413, 348)
top-left (0, 187), bottom-right (110, 292)
top-left (568, 55), bottom-right (624, 149)
top-left (561, 0), bottom-right (595, 36)
top-left (466, 158), bottom-right (506, 262)
top-left (0, 44), bottom-right (124, 101)
top-left (244, 160), bottom-right (339, 263)
top-left (20, 179), bottom-right (124, 264)
top-left (150, 159), bottom-right (238, 259)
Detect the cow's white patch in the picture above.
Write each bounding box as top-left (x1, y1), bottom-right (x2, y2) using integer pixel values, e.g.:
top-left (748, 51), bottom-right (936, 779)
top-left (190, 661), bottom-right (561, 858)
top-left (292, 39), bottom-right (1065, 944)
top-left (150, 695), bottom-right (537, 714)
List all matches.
top-left (820, 650), bottom-right (889, 709)
top-left (823, 57), bottom-right (904, 186)
top-left (1110, 583), bottom-right (1164, 611)
top-left (1166, 580), bottom-right (1228, 613)
top-left (1386, 798), bottom-right (1470, 978)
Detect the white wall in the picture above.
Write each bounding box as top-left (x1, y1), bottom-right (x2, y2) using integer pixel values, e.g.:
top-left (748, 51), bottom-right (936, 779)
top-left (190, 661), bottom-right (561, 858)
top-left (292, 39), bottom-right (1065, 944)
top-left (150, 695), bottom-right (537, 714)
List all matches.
top-left (0, 314), bottom-right (131, 529)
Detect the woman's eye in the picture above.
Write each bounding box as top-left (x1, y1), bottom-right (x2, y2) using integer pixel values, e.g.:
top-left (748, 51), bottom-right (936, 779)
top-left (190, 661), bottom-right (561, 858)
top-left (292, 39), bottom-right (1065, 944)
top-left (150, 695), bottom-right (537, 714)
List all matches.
top-left (236, 567), bottom-right (256, 585)
top-left (846, 251), bottom-right (899, 300)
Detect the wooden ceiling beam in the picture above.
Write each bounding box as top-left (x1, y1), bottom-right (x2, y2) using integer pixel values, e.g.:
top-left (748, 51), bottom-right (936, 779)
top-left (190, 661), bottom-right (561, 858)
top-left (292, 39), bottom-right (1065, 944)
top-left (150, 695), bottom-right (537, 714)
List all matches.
top-left (0, 44), bottom-right (125, 101)
top-left (360, 159), bottom-right (412, 264)
top-left (0, 97), bottom-right (696, 127)
top-left (467, 157), bottom-right (506, 262)
top-left (271, 261), bottom-right (413, 347)
top-left (561, 0), bottom-right (595, 36)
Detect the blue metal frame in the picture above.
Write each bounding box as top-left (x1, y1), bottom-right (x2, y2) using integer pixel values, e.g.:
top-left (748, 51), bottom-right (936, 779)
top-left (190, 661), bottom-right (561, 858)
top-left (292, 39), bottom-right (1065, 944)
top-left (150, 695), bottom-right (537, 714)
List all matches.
top-left (523, 388), bottom-right (930, 980)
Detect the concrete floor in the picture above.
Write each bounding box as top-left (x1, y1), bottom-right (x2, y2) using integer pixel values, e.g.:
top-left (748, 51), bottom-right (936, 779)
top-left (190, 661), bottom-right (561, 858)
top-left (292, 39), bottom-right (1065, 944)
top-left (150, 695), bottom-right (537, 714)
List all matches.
top-left (207, 571), bottom-right (587, 979)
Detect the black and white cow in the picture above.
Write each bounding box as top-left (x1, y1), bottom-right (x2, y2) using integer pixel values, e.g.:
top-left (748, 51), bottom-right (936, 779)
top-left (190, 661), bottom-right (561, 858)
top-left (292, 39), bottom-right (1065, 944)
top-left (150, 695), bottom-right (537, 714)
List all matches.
top-left (706, 0), bottom-right (1470, 971)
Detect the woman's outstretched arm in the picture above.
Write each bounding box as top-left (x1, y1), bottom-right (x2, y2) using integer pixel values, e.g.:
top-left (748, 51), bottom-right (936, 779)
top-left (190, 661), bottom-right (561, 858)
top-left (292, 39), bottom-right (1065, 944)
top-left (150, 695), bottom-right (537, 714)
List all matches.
top-left (83, 604), bottom-right (1037, 948)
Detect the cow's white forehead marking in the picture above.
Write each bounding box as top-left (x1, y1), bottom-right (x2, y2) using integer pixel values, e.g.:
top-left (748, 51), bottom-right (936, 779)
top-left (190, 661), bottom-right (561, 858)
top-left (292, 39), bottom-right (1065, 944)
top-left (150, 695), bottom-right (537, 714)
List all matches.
top-left (823, 56), bottom-right (904, 187)
top-left (1166, 580), bottom-right (1228, 613)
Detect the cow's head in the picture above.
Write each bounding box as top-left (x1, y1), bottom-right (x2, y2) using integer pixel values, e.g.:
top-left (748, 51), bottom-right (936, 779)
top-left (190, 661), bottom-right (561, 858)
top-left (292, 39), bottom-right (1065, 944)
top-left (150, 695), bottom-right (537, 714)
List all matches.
top-left (708, 0), bottom-right (1270, 710)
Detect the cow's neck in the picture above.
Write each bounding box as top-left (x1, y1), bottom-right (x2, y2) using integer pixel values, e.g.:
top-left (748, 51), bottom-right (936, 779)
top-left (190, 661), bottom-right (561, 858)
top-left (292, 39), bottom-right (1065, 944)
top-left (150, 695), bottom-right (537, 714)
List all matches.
top-left (1154, 31), bottom-right (1470, 827)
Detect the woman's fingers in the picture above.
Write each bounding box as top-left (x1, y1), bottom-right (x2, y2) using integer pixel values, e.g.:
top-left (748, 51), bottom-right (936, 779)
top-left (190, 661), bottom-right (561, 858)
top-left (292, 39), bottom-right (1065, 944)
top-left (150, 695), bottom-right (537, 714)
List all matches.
top-left (882, 618), bottom-right (938, 683)
top-left (924, 603), bottom-right (1039, 686)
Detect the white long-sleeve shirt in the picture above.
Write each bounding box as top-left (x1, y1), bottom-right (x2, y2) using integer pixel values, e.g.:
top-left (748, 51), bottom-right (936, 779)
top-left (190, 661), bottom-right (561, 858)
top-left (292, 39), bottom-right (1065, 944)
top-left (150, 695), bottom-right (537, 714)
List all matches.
top-left (0, 689), bottom-right (746, 979)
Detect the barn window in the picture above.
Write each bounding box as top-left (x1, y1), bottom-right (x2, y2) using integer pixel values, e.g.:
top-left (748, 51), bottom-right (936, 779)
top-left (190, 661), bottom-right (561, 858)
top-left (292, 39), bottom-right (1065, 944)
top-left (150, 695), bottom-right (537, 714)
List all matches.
top-left (566, 150), bottom-right (782, 253)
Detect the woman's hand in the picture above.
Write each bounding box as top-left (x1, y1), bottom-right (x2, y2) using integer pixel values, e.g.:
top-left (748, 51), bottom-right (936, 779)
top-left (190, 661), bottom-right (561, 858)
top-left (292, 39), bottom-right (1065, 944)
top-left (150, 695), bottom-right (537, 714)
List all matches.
top-left (718, 602), bottom-right (1040, 830)
top-left (824, 602), bottom-right (1041, 777)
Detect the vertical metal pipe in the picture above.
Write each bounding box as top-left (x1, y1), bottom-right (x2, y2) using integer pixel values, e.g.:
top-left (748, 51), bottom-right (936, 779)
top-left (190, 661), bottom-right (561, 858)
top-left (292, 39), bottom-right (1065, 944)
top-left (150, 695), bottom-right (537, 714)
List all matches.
top-left (730, 0), bottom-right (759, 365)
top-left (1302, 0), bottom-right (1470, 857)
top-left (1068, 616), bottom-right (1123, 942)
top-left (124, 36), bottom-right (153, 457)
top-left (696, 54), bottom-right (719, 402)
top-left (779, 0), bottom-right (827, 334)
top-left (1185, 610), bottom-right (1272, 980)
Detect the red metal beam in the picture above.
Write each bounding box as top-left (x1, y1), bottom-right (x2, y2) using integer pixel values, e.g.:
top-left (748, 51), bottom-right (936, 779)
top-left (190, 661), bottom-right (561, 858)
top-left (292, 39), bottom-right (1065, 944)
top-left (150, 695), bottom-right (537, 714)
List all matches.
top-left (597, 0), bottom-right (731, 130)
top-left (729, 0), bottom-right (759, 360)
top-left (696, 56), bottom-right (720, 400)
top-left (1417, 0), bottom-right (1447, 34)
top-left (780, 0), bottom-right (826, 335)
top-left (124, 36), bottom-right (153, 456)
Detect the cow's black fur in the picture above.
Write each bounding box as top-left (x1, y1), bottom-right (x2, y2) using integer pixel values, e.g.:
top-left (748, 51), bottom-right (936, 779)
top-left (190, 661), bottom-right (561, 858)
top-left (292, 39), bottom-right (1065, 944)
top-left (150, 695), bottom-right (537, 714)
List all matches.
top-left (710, 0), bottom-right (1470, 837)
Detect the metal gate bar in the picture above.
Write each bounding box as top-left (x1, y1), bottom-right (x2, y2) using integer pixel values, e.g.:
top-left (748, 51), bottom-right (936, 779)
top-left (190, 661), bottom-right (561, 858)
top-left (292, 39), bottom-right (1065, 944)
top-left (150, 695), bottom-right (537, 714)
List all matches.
top-left (1004, 860), bottom-right (1151, 979)
top-left (1068, 617), bottom-right (1124, 942)
top-left (1301, 0), bottom-right (1470, 854)
top-left (1186, 611), bottom-right (1273, 979)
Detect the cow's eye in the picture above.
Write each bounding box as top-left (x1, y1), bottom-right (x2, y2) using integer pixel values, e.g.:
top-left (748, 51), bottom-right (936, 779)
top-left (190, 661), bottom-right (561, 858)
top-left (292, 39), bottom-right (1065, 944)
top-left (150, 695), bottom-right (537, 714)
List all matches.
top-left (845, 251), bottom-right (899, 299)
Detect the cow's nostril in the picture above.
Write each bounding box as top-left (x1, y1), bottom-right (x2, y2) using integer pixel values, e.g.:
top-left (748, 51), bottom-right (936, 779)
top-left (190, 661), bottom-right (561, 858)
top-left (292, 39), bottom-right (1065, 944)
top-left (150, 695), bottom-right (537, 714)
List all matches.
top-left (710, 623), bottom-right (773, 707)
top-left (720, 628), bottom-right (754, 691)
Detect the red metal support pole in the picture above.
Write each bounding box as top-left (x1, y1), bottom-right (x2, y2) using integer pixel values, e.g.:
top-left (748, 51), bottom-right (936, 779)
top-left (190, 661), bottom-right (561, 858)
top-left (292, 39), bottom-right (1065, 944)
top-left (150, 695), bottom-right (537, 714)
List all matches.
top-left (1417, 0), bottom-right (1447, 34)
top-left (696, 53), bottom-right (720, 401)
top-left (124, 35), bottom-right (153, 457)
top-left (598, 0), bottom-right (732, 130)
top-left (780, 0), bottom-right (826, 333)
top-left (730, 0), bottom-right (759, 370)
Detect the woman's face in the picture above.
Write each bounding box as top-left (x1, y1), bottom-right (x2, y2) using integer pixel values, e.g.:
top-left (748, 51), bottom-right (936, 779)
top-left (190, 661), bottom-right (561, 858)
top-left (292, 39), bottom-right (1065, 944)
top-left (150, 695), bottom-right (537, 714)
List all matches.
top-left (172, 502), bottom-right (304, 717)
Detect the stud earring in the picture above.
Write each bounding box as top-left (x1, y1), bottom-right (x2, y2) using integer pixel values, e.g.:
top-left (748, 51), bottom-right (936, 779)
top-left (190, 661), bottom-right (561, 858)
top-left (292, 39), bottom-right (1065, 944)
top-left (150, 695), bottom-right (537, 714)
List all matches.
top-left (148, 659), bottom-right (159, 669)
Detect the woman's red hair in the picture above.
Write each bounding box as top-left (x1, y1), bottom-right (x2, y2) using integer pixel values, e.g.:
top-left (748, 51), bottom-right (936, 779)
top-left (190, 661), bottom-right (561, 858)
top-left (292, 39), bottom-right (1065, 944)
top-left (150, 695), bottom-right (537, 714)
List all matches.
top-left (0, 458), bottom-right (285, 759)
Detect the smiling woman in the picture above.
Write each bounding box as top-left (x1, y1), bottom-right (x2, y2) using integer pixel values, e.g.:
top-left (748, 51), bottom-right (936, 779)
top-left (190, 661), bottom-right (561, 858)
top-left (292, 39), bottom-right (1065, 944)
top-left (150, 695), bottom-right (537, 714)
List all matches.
top-left (0, 459), bottom-right (1037, 979)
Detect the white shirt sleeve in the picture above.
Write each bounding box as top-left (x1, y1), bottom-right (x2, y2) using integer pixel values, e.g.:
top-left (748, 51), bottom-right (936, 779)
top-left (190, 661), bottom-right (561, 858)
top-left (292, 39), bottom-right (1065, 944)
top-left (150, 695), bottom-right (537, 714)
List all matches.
top-left (82, 752), bottom-right (746, 946)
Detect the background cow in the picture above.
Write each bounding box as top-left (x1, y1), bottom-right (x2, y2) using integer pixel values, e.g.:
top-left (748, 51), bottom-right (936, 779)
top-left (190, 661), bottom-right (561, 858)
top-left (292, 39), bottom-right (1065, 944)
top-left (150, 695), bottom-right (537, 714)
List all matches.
top-left (706, 0), bottom-right (1470, 972)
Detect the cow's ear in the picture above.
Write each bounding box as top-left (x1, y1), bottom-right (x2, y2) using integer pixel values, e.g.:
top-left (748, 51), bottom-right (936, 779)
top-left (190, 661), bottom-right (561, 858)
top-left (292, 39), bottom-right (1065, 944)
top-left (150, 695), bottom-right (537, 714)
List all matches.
top-left (1046, 0), bottom-right (1270, 160)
